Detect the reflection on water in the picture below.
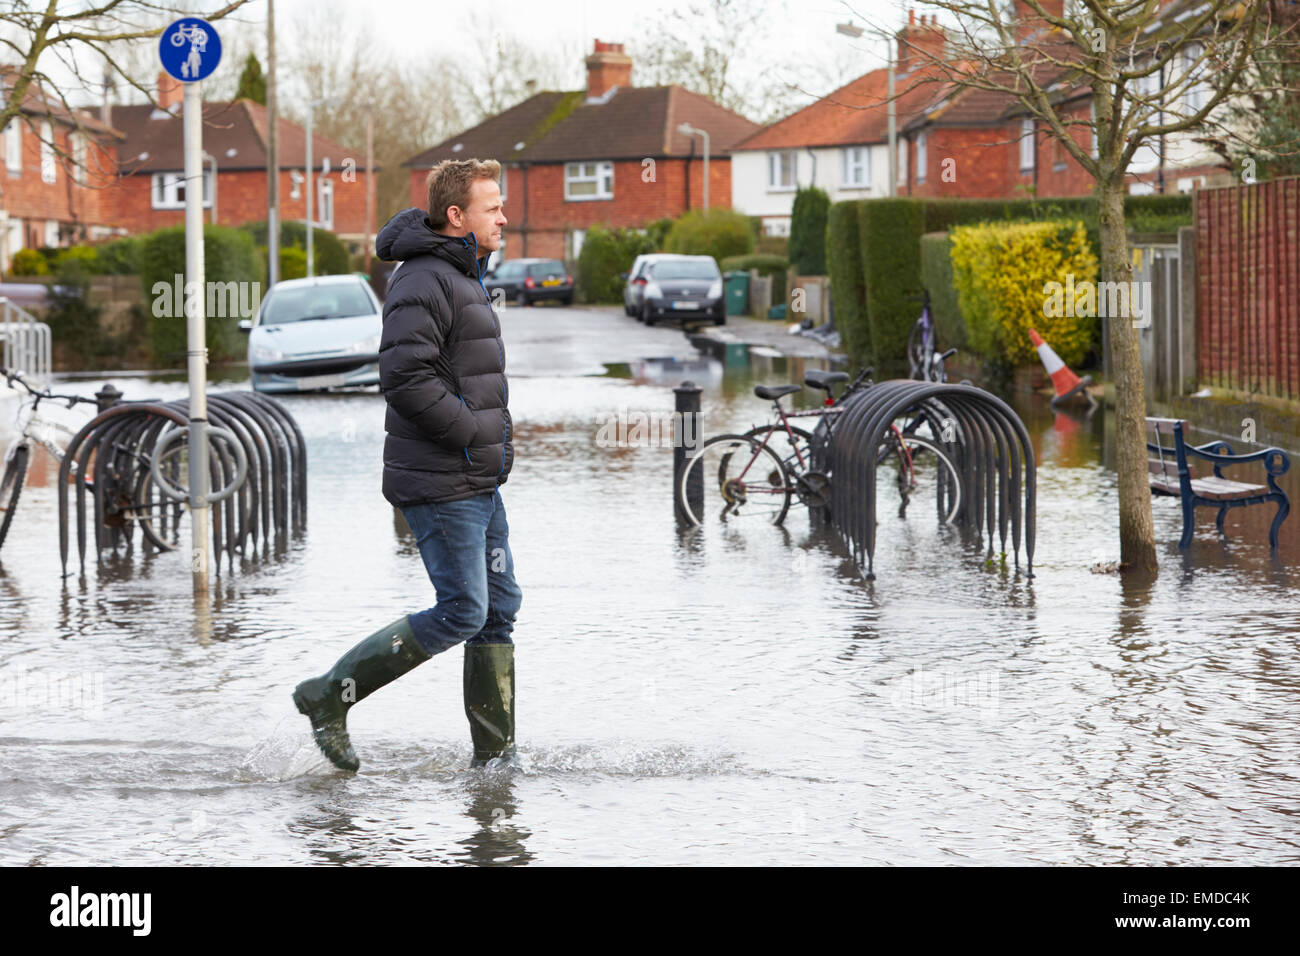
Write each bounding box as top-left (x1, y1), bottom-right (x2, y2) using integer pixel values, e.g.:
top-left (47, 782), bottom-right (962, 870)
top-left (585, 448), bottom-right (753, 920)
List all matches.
top-left (1, 328), bottom-right (1298, 865)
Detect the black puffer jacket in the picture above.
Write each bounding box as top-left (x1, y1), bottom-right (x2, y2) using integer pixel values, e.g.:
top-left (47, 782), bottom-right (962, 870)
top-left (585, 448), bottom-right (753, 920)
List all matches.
top-left (375, 207), bottom-right (512, 506)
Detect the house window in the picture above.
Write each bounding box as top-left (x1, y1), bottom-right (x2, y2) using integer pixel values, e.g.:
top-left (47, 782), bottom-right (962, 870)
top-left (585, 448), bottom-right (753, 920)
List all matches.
top-left (71, 131), bottom-right (87, 185)
top-left (841, 147), bottom-right (869, 188)
top-left (44, 219), bottom-right (60, 246)
top-left (316, 178), bottom-right (334, 228)
top-left (1053, 135), bottom-right (1066, 171)
top-left (569, 227), bottom-right (586, 259)
top-left (916, 131), bottom-right (927, 184)
top-left (151, 171), bottom-right (214, 209)
top-left (1019, 118), bottom-right (1036, 172)
top-left (499, 168), bottom-right (507, 202)
top-left (767, 150), bottom-right (796, 190)
top-left (565, 161), bottom-right (613, 200)
top-left (40, 120), bottom-right (55, 184)
top-left (1183, 43), bottom-right (1209, 113)
top-left (4, 119), bottom-right (20, 175)
top-left (897, 139), bottom-right (907, 186)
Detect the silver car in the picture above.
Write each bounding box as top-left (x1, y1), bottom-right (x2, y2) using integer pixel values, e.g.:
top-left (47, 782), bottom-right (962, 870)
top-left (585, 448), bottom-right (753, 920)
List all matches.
top-left (623, 253), bottom-right (690, 318)
top-left (242, 275), bottom-right (383, 393)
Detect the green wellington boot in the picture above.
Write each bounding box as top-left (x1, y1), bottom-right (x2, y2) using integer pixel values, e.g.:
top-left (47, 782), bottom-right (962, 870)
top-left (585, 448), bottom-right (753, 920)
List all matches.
top-left (292, 616), bottom-right (431, 772)
top-left (464, 643), bottom-right (517, 768)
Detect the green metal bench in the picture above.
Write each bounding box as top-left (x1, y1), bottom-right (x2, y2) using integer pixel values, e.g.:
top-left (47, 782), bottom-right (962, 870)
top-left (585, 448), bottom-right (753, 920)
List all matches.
top-left (1146, 417), bottom-right (1291, 549)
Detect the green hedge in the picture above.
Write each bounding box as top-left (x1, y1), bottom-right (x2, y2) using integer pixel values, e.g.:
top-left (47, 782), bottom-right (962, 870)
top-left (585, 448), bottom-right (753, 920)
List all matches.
top-left (919, 232), bottom-right (965, 351)
top-left (789, 186), bottom-right (830, 275)
top-left (827, 200), bottom-right (868, 365)
top-left (576, 225), bottom-right (655, 304)
top-left (10, 248), bottom-right (48, 275)
top-left (664, 208), bottom-right (754, 261)
top-left (829, 193), bottom-right (1192, 370)
top-left (139, 224), bottom-right (263, 365)
top-left (241, 219), bottom-right (351, 276)
top-left (859, 198), bottom-right (926, 372)
top-left (96, 237), bottom-right (141, 275)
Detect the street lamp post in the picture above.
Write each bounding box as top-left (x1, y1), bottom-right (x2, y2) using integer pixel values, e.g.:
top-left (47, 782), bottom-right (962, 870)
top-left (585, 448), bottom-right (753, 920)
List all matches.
top-left (677, 123), bottom-right (710, 211)
top-left (836, 20), bottom-right (898, 198)
top-left (304, 97), bottom-right (335, 278)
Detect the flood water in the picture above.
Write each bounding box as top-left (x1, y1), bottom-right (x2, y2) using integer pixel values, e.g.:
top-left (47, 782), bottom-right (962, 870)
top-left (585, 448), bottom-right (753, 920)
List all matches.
top-left (2, 306), bottom-right (1298, 866)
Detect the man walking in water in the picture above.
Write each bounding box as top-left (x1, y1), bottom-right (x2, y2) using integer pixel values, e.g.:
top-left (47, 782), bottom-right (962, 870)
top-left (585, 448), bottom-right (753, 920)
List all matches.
top-left (293, 158), bottom-right (519, 772)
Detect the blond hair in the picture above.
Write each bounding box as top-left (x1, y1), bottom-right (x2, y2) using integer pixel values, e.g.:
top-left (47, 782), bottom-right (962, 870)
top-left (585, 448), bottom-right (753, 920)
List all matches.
top-left (425, 158), bottom-right (502, 229)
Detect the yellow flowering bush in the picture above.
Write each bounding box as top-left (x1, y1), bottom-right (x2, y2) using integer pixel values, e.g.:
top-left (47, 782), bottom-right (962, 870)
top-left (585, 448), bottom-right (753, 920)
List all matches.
top-left (948, 220), bottom-right (1099, 367)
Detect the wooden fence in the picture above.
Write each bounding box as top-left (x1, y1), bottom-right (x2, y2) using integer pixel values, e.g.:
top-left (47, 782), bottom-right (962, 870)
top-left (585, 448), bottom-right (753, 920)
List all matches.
top-left (1195, 177), bottom-right (1300, 404)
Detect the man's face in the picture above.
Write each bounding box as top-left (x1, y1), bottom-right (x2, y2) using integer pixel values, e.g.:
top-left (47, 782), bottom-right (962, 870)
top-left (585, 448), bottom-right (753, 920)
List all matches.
top-left (448, 179), bottom-right (507, 255)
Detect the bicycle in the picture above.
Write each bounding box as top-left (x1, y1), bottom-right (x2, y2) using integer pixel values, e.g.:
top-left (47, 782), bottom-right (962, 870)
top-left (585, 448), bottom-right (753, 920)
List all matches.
top-left (0, 368), bottom-right (175, 553)
top-left (677, 367), bottom-right (962, 526)
top-left (906, 289), bottom-right (958, 383)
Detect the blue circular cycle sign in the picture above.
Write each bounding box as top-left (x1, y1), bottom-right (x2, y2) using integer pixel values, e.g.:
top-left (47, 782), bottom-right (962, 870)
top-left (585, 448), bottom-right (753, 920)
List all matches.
top-left (159, 18), bottom-right (222, 83)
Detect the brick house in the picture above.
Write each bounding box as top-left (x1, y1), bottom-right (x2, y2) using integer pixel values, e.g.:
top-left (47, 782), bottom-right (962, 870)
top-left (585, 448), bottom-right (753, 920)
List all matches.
top-left (899, 1), bottom-right (1235, 199)
top-left (0, 68), bottom-right (123, 271)
top-left (402, 40), bottom-right (760, 262)
top-left (730, 13), bottom-right (948, 234)
top-left (112, 73), bottom-right (375, 247)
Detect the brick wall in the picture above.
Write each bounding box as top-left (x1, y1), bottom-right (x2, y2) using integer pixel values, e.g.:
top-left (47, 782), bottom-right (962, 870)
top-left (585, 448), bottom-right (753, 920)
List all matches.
top-left (1, 122), bottom-right (119, 241)
top-left (114, 167), bottom-right (373, 238)
top-left (1196, 178), bottom-right (1300, 404)
top-left (406, 158), bottom-right (733, 260)
top-left (905, 126), bottom-right (1028, 199)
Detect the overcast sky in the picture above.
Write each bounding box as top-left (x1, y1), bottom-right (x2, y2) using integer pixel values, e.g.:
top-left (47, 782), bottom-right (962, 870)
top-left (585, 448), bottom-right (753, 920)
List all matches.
top-left (228, 0), bottom-right (907, 106)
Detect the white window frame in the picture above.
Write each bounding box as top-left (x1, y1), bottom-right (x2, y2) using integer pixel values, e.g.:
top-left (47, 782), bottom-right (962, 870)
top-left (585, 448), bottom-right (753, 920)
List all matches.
top-left (916, 131), bottom-right (928, 184)
top-left (44, 219), bottom-right (60, 246)
top-left (316, 177), bottom-right (334, 229)
top-left (564, 161), bottom-right (613, 201)
top-left (897, 139), bottom-right (907, 186)
top-left (499, 167), bottom-right (507, 202)
top-left (841, 146), bottom-right (870, 188)
top-left (71, 130), bottom-right (87, 185)
top-left (1019, 118), bottom-right (1036, 172)
top-left (1182, 43), bottom-right (1209, 114)
top-left (767, 150), bottom-right (796, 191)
top-left (40, 120), bottom-right (56, 184)
top-left (151, 170), bottom-right (213, 209)
top-left (4, 119), bottom-right (20, 175)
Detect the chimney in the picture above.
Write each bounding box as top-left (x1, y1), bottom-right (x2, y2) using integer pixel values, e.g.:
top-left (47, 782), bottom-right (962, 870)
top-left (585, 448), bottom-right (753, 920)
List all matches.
top-left (585, 39), bottom-right (632, 101)
top-left (1013, 0), bottom-right (1064, 40)
top-left (101, 68), bottom-right (113, 128)
top-left (157, 70), bottom-right (182, 112)
top-left (896, 10), bottom-right (946, 74)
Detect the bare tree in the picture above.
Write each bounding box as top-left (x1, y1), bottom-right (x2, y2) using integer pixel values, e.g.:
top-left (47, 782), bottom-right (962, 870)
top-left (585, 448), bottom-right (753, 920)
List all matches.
top-left (1, 1), bottom-right (251, 138)
top-left (846, 0), bottom-right (1284, 575)
top-left (631, 0), bottom-right (806, 121)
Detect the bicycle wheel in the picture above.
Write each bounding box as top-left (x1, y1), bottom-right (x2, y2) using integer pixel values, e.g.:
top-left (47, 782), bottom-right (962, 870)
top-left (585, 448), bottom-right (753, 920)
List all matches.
top-left (678, 434), bottom-right (792, 527)
top-left (906, 321), bottom-right (927, 379)
top-left (0, 443), bottom-right (29, 551)
top-left (875, 432), bottom-right (962, 523)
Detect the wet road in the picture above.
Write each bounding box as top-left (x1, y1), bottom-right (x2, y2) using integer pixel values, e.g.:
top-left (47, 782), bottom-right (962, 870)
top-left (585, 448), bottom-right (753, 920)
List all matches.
top-left (1, 304), bottom-right (1298, 865)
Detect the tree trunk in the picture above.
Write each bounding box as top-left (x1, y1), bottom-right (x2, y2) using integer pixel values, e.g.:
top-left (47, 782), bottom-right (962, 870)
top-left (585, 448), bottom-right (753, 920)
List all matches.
top-left (1097, 178), bottom-right (1159, 574)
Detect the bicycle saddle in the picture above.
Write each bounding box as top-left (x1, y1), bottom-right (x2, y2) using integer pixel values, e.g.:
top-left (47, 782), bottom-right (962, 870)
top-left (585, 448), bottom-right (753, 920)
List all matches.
top-left (754, 384), bottom-right (802, 400)
top-left (804, 370), bottom-right (850, 391)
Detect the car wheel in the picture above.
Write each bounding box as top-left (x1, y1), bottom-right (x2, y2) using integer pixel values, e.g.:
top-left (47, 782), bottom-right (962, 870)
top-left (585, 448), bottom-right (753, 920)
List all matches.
top-left (560, 294), bottom-right (574, 306)
top-left (641, 302), bottom-right (655, 327)
top-left (714, 315), bottom-right (726, 326)
top-left (515, 291), bottom-right (528, 308)
top-left (624, 301), bottom-right (635, 317)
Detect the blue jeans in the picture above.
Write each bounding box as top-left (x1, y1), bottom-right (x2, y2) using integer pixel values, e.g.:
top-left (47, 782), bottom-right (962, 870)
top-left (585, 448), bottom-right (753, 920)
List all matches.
top-left (401, 489), bottom-right (523, 656)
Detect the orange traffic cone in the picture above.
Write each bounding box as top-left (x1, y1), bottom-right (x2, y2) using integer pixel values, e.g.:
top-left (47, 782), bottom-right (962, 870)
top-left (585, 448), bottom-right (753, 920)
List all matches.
top-left (1029, 329), bottom-right (1095, 408)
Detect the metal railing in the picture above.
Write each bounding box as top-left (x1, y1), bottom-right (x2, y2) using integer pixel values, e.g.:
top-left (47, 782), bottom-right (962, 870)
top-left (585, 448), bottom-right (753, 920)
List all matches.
top-left (0, 296), bottom-right (52, 386)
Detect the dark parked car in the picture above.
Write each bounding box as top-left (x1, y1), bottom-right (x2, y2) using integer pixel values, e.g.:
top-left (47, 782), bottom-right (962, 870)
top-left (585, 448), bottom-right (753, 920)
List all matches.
top-left (638, 256), bottom-right (724, 326)
top-left (485, 258), bottom-right (573, 306)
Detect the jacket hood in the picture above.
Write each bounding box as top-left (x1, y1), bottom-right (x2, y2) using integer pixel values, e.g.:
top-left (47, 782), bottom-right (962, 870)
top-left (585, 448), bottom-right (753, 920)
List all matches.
top-left (376, 207), bottom-right (486, 279)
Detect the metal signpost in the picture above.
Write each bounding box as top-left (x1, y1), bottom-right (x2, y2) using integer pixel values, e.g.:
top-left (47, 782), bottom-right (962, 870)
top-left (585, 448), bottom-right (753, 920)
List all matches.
top-left (159, 17), bottom-right (222, 596)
